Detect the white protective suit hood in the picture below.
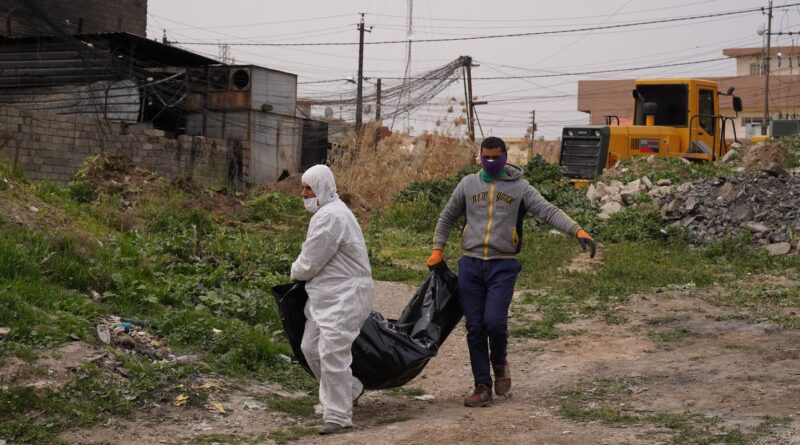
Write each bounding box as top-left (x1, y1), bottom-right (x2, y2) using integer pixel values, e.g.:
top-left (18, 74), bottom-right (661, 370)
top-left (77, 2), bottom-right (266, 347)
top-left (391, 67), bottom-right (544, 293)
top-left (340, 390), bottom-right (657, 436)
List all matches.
top-left (302, 165), bottom-right (339, 210)
top-left (291, 163), bottom-right (373, 428)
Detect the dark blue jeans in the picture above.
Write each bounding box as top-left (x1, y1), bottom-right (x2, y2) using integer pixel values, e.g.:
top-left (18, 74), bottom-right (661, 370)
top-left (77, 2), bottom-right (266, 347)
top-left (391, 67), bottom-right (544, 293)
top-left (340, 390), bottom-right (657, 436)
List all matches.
top-left (458, 256), bottom-right (522, 388)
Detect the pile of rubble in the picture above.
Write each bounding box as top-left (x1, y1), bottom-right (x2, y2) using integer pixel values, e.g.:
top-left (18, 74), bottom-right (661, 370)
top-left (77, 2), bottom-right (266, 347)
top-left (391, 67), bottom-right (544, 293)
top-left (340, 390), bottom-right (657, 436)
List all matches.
top-left (586, 168), bottom-right (800, 254)
top-left (96, 315), bottom-right (173, 361)
top-left (586, 175), bottom-right (686, 220)
top-left (659, 174), bottom-right (800, 253)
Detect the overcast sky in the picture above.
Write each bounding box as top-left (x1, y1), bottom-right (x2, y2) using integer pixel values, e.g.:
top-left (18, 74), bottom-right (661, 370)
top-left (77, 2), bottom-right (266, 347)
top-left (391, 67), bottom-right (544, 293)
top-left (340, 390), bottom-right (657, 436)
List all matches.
top-left (146, 1), bottom-right (794, 139)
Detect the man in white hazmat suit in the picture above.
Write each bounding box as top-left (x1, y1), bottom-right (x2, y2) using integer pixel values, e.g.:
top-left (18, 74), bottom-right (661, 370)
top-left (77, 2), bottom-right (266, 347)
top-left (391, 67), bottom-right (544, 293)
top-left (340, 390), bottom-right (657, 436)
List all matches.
top-left (290, 164), bottom-right (373, 435)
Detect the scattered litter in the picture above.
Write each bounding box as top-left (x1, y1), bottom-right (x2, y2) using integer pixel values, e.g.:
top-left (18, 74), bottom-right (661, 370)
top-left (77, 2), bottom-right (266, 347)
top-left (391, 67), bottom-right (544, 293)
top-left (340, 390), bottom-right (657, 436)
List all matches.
top-left (413, 394), bottom-right (435, 402)
top-left (243, 400), bottom-right (261, 410)
top-left (96, 324), bottom-right (111, 344)
top-left (211, 401), bottom-right (225, 413)
top-left (277, 353), bottom-right (292, 364)
top-left (211, 328), bottom-right (223, 336)
top-left (173, 394), bottom-right (189, 407)
top-left (0, 327), bottom-right (10, 336)
top-left (89, 290), bottom-right (103, 302)
top-left (196, 380), bottom-right (223, 390)
top-left (28, 206), bottom-right (38, 213)
top-left (314, 403), bottom-right (323, 416)
top-left (96, 315), bottom-right (172, 360)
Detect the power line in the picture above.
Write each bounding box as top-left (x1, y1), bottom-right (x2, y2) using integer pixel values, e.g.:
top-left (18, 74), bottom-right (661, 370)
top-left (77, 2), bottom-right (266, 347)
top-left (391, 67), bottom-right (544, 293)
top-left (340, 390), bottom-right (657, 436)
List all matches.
top-left (171, 5), bottom-right (787, 47)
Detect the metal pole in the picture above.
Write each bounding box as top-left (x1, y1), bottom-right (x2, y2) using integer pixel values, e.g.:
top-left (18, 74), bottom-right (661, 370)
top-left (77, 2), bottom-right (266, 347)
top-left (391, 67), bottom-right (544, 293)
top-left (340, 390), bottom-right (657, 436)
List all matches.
top-left (465, 56), bottom-right (475, 141)
top-left (356, 13), bottom-right (365, 132)
top-left (376, 78), bottom-right (382, 121)
top-left (763, 0), bottom-right (773, 136)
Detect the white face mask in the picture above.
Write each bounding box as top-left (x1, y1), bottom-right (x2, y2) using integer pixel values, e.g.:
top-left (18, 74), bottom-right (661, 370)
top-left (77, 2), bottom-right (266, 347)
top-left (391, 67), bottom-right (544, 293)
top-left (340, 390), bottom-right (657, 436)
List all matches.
top-left (303, 197), bottom-right (320, 213)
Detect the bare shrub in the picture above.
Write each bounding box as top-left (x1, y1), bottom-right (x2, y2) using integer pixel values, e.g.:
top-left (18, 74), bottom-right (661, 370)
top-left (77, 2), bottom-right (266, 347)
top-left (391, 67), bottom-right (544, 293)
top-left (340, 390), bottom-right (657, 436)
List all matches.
top-left (330, 122), bottom-right (476, 209)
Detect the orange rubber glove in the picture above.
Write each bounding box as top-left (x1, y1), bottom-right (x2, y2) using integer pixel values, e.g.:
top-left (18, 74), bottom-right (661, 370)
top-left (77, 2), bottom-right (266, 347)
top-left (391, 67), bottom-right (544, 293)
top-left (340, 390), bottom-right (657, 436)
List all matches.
top-left (426, 249), bottom-right (443, 267)
top-left (576, 229), bottom-right (596, 258)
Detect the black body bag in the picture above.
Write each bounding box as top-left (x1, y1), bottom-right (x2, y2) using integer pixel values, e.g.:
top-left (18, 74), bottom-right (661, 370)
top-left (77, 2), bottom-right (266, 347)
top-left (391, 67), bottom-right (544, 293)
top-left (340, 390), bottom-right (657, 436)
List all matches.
top-left (271, 262), bottom-right (462, 390)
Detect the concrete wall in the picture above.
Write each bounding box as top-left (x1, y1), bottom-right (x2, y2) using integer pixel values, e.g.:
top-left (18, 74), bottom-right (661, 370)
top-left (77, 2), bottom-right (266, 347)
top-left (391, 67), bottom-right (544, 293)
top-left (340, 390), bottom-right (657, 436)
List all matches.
top-left (0, 0), bottom-right (147, 37)
top-left (0, 106), bottom-right (232, 185)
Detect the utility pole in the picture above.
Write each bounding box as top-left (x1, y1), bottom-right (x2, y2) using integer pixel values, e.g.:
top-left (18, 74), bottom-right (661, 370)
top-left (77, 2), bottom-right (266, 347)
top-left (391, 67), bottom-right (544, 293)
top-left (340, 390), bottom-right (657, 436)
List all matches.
top-left (530, 109), bottom-right (536, 161)
top-left (375, 78), bottom-right (382, 121)
top-left (355, 13), bottom-right (371, 133)
top-left (763, 0), bottom-right (773, 136)
top-left (464, 56), bottom-right (476, 141)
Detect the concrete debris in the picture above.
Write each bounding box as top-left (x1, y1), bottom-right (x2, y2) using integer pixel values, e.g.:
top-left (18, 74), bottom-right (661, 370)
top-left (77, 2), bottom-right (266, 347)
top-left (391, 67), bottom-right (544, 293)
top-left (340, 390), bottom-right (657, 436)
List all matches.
top-left (720, 149), bottom-right (737, 164)
top-left (745, 222), bottom-right (769, 233)
top-left (598, 201), bottom-right (623, 220)
top-left (658, 173), bottom-right (800, 245)
top-left (766, 242), bottom-right (792, 256)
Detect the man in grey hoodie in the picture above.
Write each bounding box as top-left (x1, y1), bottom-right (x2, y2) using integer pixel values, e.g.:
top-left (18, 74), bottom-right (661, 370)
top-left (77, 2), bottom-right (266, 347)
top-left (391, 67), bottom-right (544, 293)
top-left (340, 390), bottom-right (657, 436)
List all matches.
top-left (427, 136), bottom-right (596, 407)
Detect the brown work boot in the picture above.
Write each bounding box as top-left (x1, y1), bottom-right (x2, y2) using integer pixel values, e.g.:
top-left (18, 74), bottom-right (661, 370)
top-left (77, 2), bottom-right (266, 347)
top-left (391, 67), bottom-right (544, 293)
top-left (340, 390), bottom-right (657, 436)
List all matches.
top-left (463, 384), bottom-right (493, 407)
top-left (493, 362), bottom-right (511, 396)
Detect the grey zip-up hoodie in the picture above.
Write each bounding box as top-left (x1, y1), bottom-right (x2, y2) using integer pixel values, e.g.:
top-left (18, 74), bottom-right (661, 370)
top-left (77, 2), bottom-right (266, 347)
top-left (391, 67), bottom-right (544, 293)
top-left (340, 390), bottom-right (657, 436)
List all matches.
top-left (432, 164), bottom-right (580, 260)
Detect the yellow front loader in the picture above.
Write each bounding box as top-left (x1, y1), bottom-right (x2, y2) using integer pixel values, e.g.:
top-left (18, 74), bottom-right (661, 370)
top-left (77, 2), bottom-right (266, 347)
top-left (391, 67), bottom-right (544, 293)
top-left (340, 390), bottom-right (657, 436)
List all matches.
top-left (559, 78), bottom-right (743, 181)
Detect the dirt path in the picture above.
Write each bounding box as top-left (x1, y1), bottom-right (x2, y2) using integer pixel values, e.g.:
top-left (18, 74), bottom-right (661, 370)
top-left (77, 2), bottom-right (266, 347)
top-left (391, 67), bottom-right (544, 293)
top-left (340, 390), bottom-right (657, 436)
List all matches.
top-left (59, 278), bottom-right (800, 444)
top-left (293, 281), bottom-right (800, 445)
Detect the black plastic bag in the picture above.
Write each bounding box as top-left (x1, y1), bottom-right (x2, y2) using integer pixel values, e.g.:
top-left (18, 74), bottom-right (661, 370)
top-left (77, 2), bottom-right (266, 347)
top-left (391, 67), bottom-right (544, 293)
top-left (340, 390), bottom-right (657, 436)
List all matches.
top-left (271, 262), bottom-right (462, 390)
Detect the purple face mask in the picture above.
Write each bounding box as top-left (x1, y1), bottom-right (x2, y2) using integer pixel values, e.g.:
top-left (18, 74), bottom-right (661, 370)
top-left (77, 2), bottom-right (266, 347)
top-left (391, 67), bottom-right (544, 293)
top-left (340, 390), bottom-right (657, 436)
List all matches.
top-left (481, 152), bottom-right (507, 177)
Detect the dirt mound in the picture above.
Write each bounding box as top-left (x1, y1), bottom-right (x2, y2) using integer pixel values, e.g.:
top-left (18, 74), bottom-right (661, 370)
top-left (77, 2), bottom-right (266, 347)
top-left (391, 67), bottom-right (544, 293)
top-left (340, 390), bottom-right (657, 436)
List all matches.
top-left (660, 173), bottom-right (800, 247)
top-left (741, 141), bottom-right (786, 173)
top-left (264, 173), bottom-right (303, 195)
top-left (76, 154), bottom-right (165, 196)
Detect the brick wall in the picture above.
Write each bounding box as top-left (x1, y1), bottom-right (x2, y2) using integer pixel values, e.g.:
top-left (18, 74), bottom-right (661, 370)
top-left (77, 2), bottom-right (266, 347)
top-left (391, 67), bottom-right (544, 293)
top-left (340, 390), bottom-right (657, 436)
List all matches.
top-left (0, 0), bottom-right (147, 37)
top-left (0, 106), bottom-right (235, 186)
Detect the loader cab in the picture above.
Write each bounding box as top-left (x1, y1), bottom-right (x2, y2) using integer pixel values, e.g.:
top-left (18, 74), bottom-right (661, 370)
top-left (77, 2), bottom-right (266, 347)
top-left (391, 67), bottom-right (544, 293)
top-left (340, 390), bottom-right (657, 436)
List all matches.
top-left (632, 83), bottom-right (689, 127)
top-left (631, 79), bottom-right (720, 158)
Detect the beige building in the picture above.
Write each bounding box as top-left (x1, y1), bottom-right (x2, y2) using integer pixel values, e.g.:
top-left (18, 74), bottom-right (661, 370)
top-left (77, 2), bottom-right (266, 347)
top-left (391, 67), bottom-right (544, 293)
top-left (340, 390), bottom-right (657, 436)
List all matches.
top-left (575, 46), bottom-right (800, 139)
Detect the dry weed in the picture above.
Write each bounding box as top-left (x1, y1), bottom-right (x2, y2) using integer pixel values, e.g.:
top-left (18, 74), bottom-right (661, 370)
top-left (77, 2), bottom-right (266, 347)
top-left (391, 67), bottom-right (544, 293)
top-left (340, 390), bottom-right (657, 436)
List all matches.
top-left (330, 122), bottom-right (476, 209)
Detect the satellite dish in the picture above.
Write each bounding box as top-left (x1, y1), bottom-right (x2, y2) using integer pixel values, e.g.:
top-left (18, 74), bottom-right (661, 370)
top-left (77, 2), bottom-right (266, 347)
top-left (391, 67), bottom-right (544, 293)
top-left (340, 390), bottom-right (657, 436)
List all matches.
top-left (324, 107), bottom-right (334, 118)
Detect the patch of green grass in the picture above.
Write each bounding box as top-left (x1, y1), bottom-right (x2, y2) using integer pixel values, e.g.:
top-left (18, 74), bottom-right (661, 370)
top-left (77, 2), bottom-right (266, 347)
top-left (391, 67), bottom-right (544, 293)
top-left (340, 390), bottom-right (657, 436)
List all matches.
top-left (377, 199), bottom-right (440, 233)
top-left (385, 386), bottom-right (426, 397)
top-left (598, 204), bottom-right (670, 244)
top-left (266, 426), bottom-right (317, 445)
top-left (649, 329), bottom-right (696, 343)
top-left (237, 193), bottom-right (307, 226)
top-left (0, 365), bottom-right (133, 443)
top-left (510, 293), bottom-right (570, 340)
top-left (705, 281), bottom-right (800, 329)
top-left (557, 379), bottom-right (637, 426)
top-left (266, 395), bottom-right (317, 418)
top-left (557, 379), bottom-right (782, 444)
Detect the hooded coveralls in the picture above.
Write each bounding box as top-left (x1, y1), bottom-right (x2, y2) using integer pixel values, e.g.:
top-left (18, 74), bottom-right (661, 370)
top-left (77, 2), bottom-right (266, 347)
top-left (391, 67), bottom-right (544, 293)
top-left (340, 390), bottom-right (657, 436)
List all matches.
top-left (290, 165), bottom-right (373, 427)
